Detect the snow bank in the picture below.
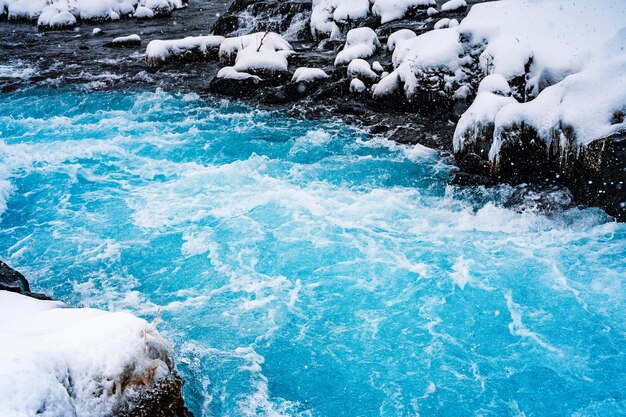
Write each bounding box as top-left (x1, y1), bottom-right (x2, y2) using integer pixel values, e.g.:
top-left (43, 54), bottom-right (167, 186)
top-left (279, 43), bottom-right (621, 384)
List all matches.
top-left (334, 27), bottom-right (379, 66)
top-left (292, 67), bottom-right (330, 83)
top-left (0, 291), bottom-right (176, 417)
top-left (145, 35), bottom-right (225, 66)
top-left (4, 0), bottom-right (184, 27)
top-left (311, 0), bottom-right (434, 38)
top-left (377, 0), bottom-right (626, 156)
top-left (450, 0), bottom-right (626, 157)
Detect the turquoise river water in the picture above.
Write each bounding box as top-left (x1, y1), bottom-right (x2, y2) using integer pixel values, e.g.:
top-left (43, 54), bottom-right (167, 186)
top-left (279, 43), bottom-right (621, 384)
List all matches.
top-left (0, 89), bottom-right (625, 417)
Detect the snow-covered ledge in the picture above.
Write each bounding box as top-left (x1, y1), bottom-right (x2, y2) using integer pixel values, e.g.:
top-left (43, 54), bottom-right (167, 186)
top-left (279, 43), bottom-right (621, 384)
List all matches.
top-left (0, 283), bottom-right (189, 417)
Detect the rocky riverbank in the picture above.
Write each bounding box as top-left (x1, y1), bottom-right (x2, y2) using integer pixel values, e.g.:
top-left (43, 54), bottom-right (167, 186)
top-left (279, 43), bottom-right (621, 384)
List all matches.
top-left (2, 0), bottom-right (622, 219)
top-left (0, 260), bottom-right (191, 417)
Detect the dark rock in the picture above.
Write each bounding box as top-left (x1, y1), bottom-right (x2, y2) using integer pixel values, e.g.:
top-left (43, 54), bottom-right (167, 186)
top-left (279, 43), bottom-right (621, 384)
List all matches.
top-left (114, 373), bottom-right (193, 417)
top-left (104, 36), bottom-right (142, 48)
top-left (0, 260), bottom-right (52, 300)
top-left (0, 260), bottom-right (30, 293)
top-left (212, 0), bottom-right (312, 40)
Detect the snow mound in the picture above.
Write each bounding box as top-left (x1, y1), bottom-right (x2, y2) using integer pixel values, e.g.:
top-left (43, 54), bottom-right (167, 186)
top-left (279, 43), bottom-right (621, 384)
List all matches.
top-left (145, 35), bottom-right (225, 66)
top-left (0, 291), bottom-right (176, 417)
top-left (292, 67), bottom-right (330, 83)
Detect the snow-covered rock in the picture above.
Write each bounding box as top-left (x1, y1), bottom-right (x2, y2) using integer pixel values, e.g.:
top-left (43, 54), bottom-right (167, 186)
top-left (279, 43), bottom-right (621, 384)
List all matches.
top-left (311, 0), bottom-right (434, 39)
top-left (234, 48), bottom-right (289, 74)
top-left (106, 34), bottom-right (141, 47)
top-left (372, 61), bottom-right (384, 73)
top-left (216, 66), bottom-right (261, 81)
top-left (426, 7), bottom-right (438, 16)
top-left (292, 67), bottom-right (330, 83)
top-left (347, 59), bottom-right (378, 81)
top-left (454, 74), bottom-right (517, 154)
top-left (37, 9), bottom-right (76, 29)
top-left (134, 5), bottom-right (154, 19)
top-left (218, 32), bottom-right (292, 65)
top-left (350, 78), bottom-right (367, 93)
top-left (489, 58), bottom-right (626, 162)
top-left (2, 0), bottom-right (184, 26)
top-left (441, 0), bottom-right (467, 12)
top-left (372, 0), bottom-right (436, 24)
top-left (146, 35), bottom-right (225, 66)
top-left (387, 29), bottom-right (416, 52)
top-left (0, 290), bottom-right (187, 417)
top-left (334, 27), bottom-right (379, 66)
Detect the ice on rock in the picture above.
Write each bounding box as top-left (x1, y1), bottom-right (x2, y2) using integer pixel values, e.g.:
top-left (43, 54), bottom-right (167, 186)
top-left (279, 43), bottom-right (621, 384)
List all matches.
top-left (108, 33), bottom-right (141, 47)
top-left (347, 59), bottom-right (378, 81)
top-left (145, 35), bottom-right (225, 66)
top-left (334, 27), bottom-right (379, 66)
top-left (441, 0), bottom-right (626, 157)
top-left (0, 291), bottom-right (177, 417)
top-left (292, 67), bottom-right (330, 83)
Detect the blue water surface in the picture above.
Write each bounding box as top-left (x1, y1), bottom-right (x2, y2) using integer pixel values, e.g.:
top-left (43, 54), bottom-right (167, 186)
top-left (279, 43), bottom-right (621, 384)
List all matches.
top-left (0, 89), bottom-right (625, 417)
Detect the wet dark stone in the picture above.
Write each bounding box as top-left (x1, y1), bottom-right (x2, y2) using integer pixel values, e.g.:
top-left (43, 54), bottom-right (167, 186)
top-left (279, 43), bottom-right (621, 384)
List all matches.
top-left (114, 374), bottom-right (193, 417)
top-left (0, 260), bottom-right (30, 293)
